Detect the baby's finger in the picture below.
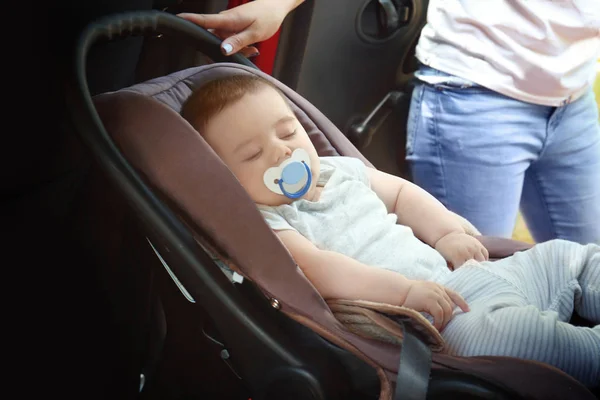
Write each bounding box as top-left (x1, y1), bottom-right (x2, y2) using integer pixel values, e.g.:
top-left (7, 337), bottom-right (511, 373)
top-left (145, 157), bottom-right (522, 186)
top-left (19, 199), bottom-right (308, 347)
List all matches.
top-left (445, 288), bottom-right (470, 313)
top-left (481, 246), bottom-right (490, 260)
top-left (439, 295), bottom-right (454, 330)
top-left (472, 244), bottom-right (487, 261)
top-left (430, 303), bottom-right (444, 331)
top-left (476, 250), bottom-right (487, 262)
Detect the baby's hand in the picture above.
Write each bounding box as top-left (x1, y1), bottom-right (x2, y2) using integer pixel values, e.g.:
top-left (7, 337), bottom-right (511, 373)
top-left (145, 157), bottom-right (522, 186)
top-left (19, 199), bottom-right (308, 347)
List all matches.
top-left (434, 232), bottom-right (489, 270)
top-left (402, 280), bottom-right (470, 331)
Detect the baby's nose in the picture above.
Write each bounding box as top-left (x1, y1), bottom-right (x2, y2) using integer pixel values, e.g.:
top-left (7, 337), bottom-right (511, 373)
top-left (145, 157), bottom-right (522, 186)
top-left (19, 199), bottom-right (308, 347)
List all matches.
top-left (283, 146), bottom-right (292, 157)
top-left (275, 144), bottom-right (292, 164)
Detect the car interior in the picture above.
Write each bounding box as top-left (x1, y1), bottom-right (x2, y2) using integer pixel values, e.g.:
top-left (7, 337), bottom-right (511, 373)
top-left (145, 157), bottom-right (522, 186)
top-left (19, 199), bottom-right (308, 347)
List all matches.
top-left (10, 1), bottom-right (599, 399)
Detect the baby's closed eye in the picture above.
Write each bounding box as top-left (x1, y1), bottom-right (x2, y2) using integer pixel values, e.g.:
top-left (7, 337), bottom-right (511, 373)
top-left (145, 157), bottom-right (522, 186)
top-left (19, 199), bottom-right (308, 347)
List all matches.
top-left (243, 148), bottom-right (263, 162)
top-left (279, 129), bottom-right (297, 140)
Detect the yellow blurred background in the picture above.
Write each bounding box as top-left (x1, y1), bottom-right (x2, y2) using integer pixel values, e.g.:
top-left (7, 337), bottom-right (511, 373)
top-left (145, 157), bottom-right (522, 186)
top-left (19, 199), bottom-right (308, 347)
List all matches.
top-left (512, 59), bottom-right (600, 244)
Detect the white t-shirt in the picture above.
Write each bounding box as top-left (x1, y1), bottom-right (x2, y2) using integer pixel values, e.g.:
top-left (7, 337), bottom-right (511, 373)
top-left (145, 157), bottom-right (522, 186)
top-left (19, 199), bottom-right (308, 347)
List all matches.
top-left (257, 157), bottom-right (449, 281)
top-left (415, 0), bottom-right (600, 106)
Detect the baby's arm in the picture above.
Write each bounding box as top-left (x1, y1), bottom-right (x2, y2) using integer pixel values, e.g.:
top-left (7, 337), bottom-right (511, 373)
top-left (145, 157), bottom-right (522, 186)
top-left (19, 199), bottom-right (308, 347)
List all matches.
top-left (366, 168), bottom-right (488, 267)
top-left (276, 229), bottom-right (469, 329)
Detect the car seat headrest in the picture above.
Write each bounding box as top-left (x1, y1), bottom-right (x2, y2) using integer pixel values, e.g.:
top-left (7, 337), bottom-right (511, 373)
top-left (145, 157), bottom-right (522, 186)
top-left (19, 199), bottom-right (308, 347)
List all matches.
top-left (114, 63), bottom-right (373, 163)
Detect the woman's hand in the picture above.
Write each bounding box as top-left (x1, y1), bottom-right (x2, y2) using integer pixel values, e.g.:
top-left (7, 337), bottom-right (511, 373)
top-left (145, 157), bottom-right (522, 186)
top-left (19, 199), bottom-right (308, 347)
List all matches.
top-left (401, 280), bottom-right (470, 331)
top-left (435, 232), bottom-right (489, 270)
top-left (178, 0), bottom-right (303, 57)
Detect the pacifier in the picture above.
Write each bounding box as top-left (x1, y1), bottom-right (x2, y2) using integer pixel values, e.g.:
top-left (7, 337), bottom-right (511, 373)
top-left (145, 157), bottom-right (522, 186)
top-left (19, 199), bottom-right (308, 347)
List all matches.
top-left (263, 148), bottom-right (312, 199)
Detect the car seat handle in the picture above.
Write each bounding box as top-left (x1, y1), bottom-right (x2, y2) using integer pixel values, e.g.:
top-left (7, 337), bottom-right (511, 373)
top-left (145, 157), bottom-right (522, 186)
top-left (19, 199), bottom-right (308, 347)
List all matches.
top-left (65, 11), bottom-right (257, 262)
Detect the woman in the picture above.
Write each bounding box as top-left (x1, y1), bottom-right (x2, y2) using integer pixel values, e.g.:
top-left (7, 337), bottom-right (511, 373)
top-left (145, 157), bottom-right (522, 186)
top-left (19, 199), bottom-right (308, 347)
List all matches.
top-left (405, 1), bottom-right (600, 244)
top-left (179, 0), bottom-right (600, 244)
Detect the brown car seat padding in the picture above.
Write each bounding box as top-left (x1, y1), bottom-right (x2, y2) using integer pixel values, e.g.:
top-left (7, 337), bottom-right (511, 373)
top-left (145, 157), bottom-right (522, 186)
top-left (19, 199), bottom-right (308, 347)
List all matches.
top-left (326, 299), bottom-right (445, 351)
top-left (93, 63), bottom-right (593, 400)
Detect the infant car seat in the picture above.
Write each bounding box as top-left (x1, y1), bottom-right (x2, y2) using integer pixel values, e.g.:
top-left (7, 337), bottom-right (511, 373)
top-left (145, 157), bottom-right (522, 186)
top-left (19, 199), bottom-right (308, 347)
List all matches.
top-left (65, 11), bottom-right (598, 400)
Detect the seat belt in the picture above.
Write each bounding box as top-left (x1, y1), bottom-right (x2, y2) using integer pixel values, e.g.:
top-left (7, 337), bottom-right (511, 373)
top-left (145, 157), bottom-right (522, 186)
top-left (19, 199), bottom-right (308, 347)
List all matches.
top-left (394, 323), bottom-right (432, 400)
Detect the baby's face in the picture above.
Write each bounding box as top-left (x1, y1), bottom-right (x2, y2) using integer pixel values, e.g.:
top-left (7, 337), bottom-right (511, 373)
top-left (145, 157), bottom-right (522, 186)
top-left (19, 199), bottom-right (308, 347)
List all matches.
top-left (203, 85), bottom-right (320, 206)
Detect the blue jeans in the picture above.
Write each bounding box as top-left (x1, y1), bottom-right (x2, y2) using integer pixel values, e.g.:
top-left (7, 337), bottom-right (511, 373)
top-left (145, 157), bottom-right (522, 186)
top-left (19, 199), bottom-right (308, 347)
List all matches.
top-left (406, 65), bottom-right (600, 244)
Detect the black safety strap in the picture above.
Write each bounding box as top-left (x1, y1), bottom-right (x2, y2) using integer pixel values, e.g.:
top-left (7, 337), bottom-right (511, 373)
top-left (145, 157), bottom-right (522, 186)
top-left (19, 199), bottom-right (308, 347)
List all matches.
top-left (394, 323), bottom-right (432, 400)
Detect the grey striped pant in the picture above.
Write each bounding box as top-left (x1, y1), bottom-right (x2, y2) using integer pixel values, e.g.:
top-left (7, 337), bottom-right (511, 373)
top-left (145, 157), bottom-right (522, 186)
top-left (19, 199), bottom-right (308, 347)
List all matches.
top-left (434, 239), bottom-right (600, 388)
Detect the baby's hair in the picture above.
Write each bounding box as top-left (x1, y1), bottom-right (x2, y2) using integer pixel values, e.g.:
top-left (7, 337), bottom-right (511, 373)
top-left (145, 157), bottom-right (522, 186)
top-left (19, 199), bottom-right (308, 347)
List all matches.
top-left (181, 74), bottom-right (287, 134)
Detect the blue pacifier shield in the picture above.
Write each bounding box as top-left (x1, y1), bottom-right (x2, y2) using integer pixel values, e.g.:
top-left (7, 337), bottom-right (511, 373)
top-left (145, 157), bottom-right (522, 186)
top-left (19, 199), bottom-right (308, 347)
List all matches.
top-left (281, 162), bottom-right (305, 184)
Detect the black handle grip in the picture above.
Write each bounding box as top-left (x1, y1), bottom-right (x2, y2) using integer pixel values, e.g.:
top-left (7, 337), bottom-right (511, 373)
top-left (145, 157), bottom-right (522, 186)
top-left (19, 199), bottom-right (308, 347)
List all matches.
top-left (75, 10), bottom-right (255, 68)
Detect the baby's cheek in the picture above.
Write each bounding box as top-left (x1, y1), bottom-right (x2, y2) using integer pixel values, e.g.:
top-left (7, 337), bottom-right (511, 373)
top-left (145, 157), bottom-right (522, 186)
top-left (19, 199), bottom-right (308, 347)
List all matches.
top-left (237, 169), bottom-right (267, 197)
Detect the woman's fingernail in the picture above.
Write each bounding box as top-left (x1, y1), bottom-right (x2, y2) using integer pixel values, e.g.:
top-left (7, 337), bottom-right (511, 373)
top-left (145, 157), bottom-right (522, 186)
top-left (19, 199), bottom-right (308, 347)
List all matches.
top-left (222, 43), bottom-right (233, 54)
top-left (248, 51), bottom-right (260, 58)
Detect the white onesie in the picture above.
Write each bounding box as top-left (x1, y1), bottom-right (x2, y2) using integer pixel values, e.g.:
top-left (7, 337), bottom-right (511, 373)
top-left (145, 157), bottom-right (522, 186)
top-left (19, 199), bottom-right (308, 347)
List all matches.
top-left (257, 156), bottom-right (449, 281)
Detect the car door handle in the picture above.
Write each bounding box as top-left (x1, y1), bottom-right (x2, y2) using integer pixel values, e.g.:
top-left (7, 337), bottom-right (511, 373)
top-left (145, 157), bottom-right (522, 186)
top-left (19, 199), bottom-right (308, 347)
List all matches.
top-left (378, 0), bottom-right (410, 35)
